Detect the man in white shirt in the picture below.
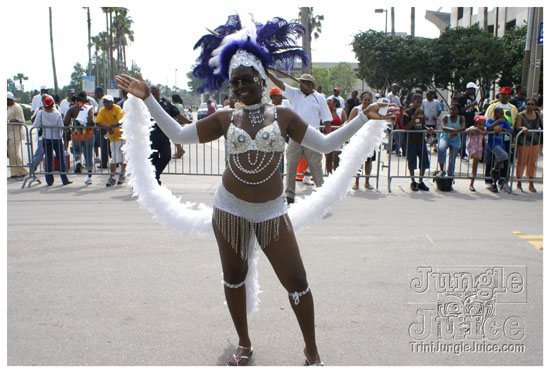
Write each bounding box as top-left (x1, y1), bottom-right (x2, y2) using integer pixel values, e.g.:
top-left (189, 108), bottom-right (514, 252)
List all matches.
top-left (422, 90), bottom-right (442, 150)
top-left (31, 85), bottom-right (49, 115)
top-left (327, 87), bottom-right (345, 109)
top-left (267, 72), bottom-right (333, 204)
top-left (386, 83), bottom-right (404, 156)
top-left (59, 89), bottom-right (75, 119)
top-left (269, 87), bottom-right (291, 108)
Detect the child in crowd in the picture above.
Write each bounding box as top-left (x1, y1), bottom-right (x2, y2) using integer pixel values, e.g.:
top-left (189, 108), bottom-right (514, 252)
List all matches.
top-left (485, 108), bottom-right (514, 193)
top-left (465, 115), bottom-right (487, 192)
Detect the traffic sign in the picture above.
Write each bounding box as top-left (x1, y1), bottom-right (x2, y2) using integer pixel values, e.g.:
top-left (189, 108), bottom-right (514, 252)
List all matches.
top-left (537, 21), bottom-right (543, 45)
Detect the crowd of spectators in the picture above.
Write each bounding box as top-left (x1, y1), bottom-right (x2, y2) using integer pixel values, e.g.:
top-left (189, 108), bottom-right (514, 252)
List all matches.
top-left (7, 79), bottom-right (543, 194)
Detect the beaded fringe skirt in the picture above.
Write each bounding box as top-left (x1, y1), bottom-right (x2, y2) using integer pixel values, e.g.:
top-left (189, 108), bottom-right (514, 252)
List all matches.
top-left (213, 183), bottom-right (290, 260)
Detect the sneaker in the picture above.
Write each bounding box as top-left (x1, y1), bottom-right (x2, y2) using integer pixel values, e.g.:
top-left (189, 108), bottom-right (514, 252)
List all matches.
top-left (84, 176), bottom-right (92, 185)
top-left (500, 183), bottom-right (511, 193)
top-left (418, 181), bottom-right (430, 191)
top-left (106, 176), bottom-right (116, 187)
top-left (469, 185), bottom-right (476, 192)
top-left (489, 184), bottom-right (498, 193)
top-left (117, 175), bottom-right (126, 185)
top-left (435, 170), bottom-right (445, 178)
top-left (302, 176), bottom-right (314, 185)
top-left (490, 168), bottom-right (499, 182)
top-left (410, 182), bottom-right (419, 192)
top-left (286, 197), bottom-right (295, 204)
top-left (75, 163), bottom-right (82, 173)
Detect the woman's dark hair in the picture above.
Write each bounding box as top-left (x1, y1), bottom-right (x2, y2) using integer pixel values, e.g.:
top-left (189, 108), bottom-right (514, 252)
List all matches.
top-left (359, 91), bottom-right (373, 100)
top-left (172, 94), bottom-right (183, 104)
top-left (331, 97), bottom-right (341, 108)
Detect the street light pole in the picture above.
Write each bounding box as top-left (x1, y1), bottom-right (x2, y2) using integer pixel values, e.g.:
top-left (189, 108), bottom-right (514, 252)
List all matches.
top-left (175, 68), bottom-right (178, 88)
top-left (375, 8), bottom-right (388, 34)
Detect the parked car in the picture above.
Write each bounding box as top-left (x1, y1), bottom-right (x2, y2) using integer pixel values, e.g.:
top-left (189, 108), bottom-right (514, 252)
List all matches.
top-left (197, 103), bottom-right (208, 120)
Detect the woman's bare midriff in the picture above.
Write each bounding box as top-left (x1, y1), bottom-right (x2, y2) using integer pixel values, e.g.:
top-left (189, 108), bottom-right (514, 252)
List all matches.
top-left (222, 154), bottom-right (284, 203)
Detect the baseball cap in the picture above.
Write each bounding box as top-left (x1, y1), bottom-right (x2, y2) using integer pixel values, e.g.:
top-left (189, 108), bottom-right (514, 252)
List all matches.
top-left (76, 91), bottom-right (88, 102)
top-left (466, 82), bottom-right (477, 89)
top-left (40, 85), bottom-right (48, 90)
top-left (103, 95), bottom-right (114, 102)
top-left (67, 89), bottom-right (75, 94)
top-left (7, 92), bottom-right (14, 100)
top-left (474, 115), bottom-right (486, 123)
top-left (298, 74), bottom-right (315, 84)
top-left (43, 96), bottom-right (55, 108)
top-left (95, 86), bottom-right (104, 93)
top-left (333, 87), bottom-right (340, 92)
top-left (269, 87), bottom-right (282, 96)
top-left (499, 86), bottom-right (512, 94)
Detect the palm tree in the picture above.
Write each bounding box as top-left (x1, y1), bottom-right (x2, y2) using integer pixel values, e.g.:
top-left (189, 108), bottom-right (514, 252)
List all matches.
top-left (113, 8), bottom-right (134, 74)
top-left (49, 7), bottom-right (59, 94)
top-left (297, 7), bottom-right (324, 74)
top-left (13, 73), bottom-right (28, 91)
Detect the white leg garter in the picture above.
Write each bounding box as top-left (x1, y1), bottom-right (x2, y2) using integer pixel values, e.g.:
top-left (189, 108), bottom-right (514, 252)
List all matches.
top-left (289, 286), bottom-right (310, 305)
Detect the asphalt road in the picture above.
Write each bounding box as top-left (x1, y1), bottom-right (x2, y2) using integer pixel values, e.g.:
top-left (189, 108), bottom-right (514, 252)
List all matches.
top-left (7, 173), bottom-right (543, 366)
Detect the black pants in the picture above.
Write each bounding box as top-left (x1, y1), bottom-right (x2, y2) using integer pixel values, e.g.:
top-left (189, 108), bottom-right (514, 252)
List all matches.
top-left (150, 132), bottom-right (171, 181)
top-left (94, 128), bottom-right (110, 168)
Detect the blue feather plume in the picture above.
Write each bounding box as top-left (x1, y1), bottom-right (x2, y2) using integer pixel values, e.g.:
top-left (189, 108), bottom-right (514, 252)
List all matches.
top-left (192, 14), bottom-right (307, 93)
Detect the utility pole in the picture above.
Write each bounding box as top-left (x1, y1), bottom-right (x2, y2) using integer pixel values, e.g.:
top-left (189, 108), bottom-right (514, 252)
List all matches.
top-left (49, 7), bottom-right (59, 95)
top-left (300, 7), bottom-right (312, 75)
top-left (526, 7), bottom-right (543, 98)
top-left (521, 8), bottom-right (535, 88)
top-left (411, 7), bottom-right (415, 37)
top-left (391, 7), bottom-right (395, 35)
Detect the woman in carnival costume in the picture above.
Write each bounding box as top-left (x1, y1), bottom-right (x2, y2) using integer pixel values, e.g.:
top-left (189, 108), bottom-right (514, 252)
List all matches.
top-left (116, 14), bottom-right (397, 366)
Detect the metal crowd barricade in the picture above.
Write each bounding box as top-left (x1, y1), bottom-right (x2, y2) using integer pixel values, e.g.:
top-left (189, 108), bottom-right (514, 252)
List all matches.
top-left (509, 129), bottom-right (544, 192)
top-left (23, 124), bottom-right (120, 188)
top-left (7, 122), bottom-right (33, 188)
top-left (386, 129), bottom-right (531, 193)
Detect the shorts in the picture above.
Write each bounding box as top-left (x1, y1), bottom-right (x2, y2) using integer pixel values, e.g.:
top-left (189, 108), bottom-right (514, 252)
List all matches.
top-left (491, 145), bottom-right (508, 162)
top-left (407, 143), bottom-right (430, 171)
top-left (213, 183), bottom-right (290, 259)
top-left (110, 140), bottom-right (125, 164)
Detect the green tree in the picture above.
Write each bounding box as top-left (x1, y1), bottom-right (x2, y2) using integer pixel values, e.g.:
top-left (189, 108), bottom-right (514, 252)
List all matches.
top-left (352, 31), bottom-right (435, 103)
top-left (13, 73), bottom-right (29, 91)
top-left (312, 66), bottom-right (330, 93)
top-left (433, 25), bottom-right (505, 100)
top-left (499, 25), bottom-right (527, 88)
top-left (69, 62), bottom-right (86, 91)
top-left (329, 63), bottom-right (357, 97)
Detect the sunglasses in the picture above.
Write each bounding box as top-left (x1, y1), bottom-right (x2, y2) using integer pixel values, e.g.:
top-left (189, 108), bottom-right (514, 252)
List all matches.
top-left (526, 103), bottom-right (536, 106)
top-left (229, 76), bottom-right (259, 88)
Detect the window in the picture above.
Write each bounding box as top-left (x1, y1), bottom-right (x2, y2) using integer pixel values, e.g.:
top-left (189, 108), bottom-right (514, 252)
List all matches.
top-left (457, 7), bottom-right (464, 20)
top-left (505, 20), bottom-right (516, 31)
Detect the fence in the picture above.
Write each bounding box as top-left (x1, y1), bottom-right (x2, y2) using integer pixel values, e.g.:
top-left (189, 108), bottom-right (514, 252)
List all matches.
top-left (386, 129), bottom-right (543, 192)
top-left (8, 123), bottom-right (541, 193)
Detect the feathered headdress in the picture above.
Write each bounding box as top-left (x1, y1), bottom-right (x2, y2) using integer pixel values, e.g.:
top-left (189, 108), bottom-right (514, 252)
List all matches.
top-left (193, 14), bottom-right (308, 92)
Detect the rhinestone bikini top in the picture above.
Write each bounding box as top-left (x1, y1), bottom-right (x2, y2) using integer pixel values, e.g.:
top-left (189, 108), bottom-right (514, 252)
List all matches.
top-left (226, 109), bottom-right (286, 155)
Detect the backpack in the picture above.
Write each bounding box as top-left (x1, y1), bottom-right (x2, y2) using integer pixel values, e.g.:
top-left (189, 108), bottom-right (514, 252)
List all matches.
top-left (435, 176), bottom-right (454, 192)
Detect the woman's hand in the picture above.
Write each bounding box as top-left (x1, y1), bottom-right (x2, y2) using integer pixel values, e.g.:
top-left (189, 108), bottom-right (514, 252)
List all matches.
top-left (115, 72), bottom-right (150, 100)
top-left (363, 103), bottom-right (399, 120)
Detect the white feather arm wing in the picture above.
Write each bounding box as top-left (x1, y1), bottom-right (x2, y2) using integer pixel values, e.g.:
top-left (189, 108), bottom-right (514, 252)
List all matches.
top-left (288, 119), bottom-right (388, 233)
top-left (121, 95), bottom-right (214, 238)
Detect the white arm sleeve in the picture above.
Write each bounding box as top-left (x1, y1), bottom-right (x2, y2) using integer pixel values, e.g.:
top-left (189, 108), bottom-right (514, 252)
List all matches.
top-left (300, 111), bottom-right (369, 153)
top-left (143, 95), bottom-right (200, 144)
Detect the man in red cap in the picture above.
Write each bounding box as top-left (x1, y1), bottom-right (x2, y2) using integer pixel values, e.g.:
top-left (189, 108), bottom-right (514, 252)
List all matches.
top-left (327, 87), bottom-right (345, 109)
top-left (483, 86), bottom-right (518, 193)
